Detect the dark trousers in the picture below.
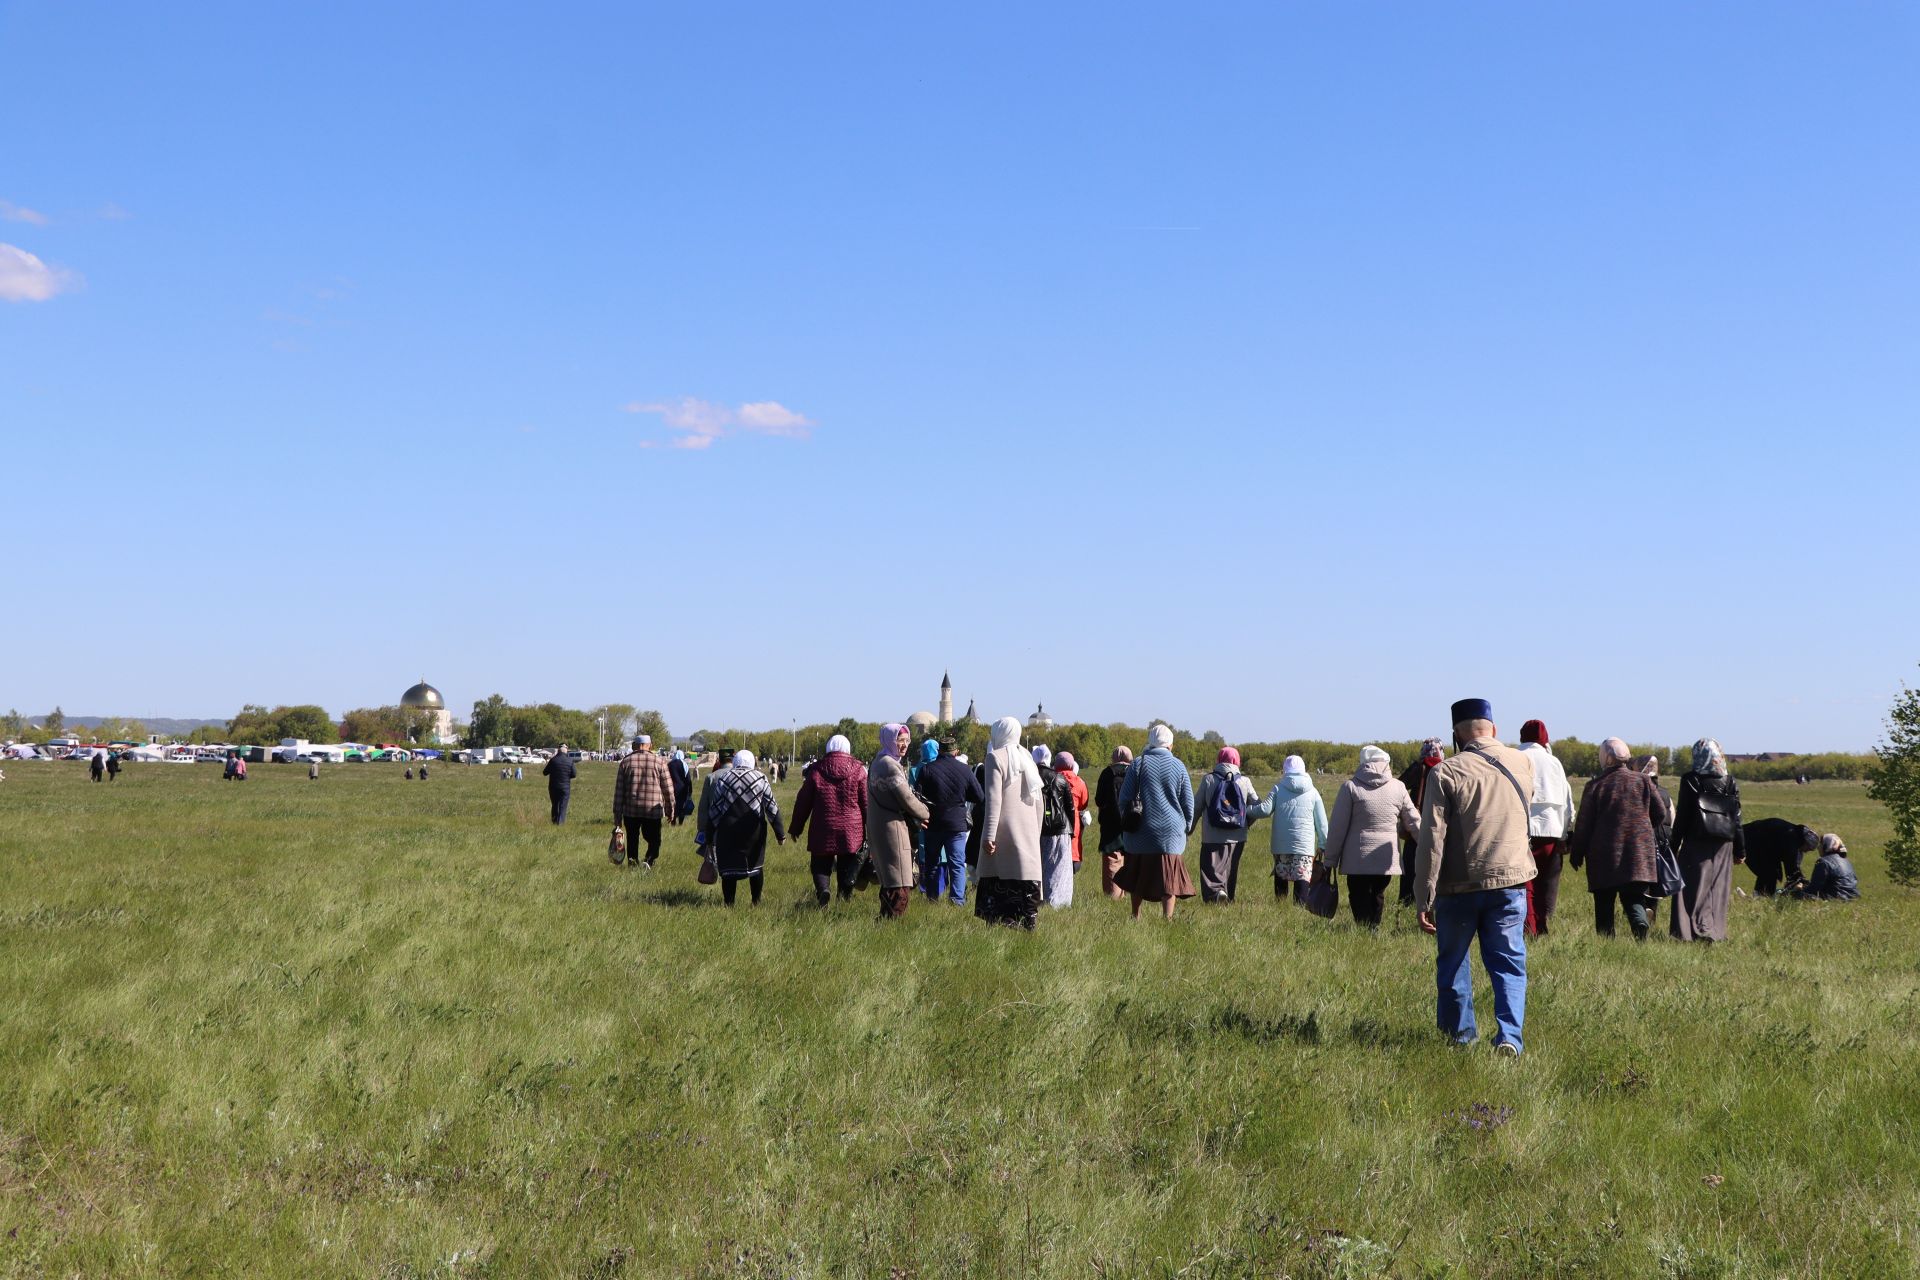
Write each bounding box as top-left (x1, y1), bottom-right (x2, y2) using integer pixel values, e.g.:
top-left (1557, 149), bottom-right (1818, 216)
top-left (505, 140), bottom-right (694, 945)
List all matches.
top-left (621, 814), bottom-right (664, 865)
top-left (549, 786), bottom-right (570, 825)
top-left (1275, 877), bottom-right (1309, 903)
top-left (1398, 842), bottom-right (1418, 904)
top-left (1751, 854), bottom-right (1807, 896)
top-left (721, 873), bottom-right (763, 906)
top-left (1199, 841), bottom-right (1247, 902)
top-left (810, 853), bottom-right (861, 904)
top-left (1594, 884), bottom-right (1655, 939)
top-left (1348, 874), bottom-right (1391, 927)
top-left (1525, 838), bottom-right (1564, 936)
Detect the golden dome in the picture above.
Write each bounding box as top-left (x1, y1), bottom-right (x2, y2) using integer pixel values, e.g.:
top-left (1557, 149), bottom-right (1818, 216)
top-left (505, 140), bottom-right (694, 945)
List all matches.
top-left (400, 679), bottom-right (445, 710)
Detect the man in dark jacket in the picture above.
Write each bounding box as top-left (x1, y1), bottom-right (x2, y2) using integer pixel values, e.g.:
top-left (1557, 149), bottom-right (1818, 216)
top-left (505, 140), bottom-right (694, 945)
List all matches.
top-left (542, 745), bottom-right (577, 825)
top-left (1742, 818), bottom-right (1817, 896)
top-left (1093, 746), bottom-right (1133, 899)
top-left (915, 737), bottom-right (982, 905)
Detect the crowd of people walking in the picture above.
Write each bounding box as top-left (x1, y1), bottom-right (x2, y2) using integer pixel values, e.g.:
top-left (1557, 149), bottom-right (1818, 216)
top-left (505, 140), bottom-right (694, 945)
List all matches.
top-left (585, 698), bottom-right (1858, 1057)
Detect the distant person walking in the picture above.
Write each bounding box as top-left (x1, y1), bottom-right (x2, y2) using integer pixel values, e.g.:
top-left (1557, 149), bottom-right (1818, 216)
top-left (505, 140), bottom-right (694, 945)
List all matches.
top-left (1323, 746), bottom-right (1418, 928)
top-left (543, 744), bottom-right (577, 825)
top-left (1115, 724), bottom-right (1197, 921)
top-left (1192, 747), bottom-right (1271, 903)
top-left (1397, 739), bottom-right (1445, 906)
top-left (89, 751), bottom-right (104, 783)
top-left (308, 758), bottom-right (320, 781)
top-left (1744, 818), bottom-right (1817, 896)
top-left (1033, 744), bottom-right (1076, 908)
top-left (669, 750), bottom-right (695, 822)
top-left (1093, 746), bottom-right (1134, 899)
top-left (1567, 738), bottom-right (1667, 940)
top-left (698, 750), bottom-right (786, 906)
top-left (867, 724), bottom-right (930, 919)
top-left (791, 735), bottom-right (869, 905)
top-left (1058, 750), bottom-right (1090, 881)
top-left (914, 736), bottom-right (980, 905)
top-left (1412, 699), bottom-right (1536, 1056)
top-left (613, 736), bottom-right (677, 870)
top-left (106, 751), bottom-right (121, 782)
top-left (1670, 738), bottom-right (1744, 943)
top-left (1516, 721), bottom-right (1574, 937)
top-left (1266, 755), bottom-right (1327, 903)
top-left (976, 716), bottom-right (1044, 929)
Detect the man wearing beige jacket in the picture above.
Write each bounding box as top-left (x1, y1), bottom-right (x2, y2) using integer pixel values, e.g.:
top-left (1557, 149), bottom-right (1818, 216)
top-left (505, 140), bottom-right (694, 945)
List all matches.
top-left (1413, 698), bottom-right (1538, 1056)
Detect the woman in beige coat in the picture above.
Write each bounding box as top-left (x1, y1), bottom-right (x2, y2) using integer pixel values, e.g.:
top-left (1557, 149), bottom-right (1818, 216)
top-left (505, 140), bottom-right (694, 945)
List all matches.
top-left (976, 716), bottom-right (1045, 930)
top-left (1323, 745), bottom-right (1419, 929)
top-left (866, 723), bottom-right (930, 919)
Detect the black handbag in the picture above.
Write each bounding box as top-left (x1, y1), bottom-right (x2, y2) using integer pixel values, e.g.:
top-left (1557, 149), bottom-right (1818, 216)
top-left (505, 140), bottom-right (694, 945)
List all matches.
top-left (1652, 829), bottom-right (1684, 897)
top-left (1305, 859), bottom-right (1340, 918)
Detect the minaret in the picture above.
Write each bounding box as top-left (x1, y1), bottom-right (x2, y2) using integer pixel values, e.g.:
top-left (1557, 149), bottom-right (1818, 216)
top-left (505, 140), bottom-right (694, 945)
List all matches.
top-left (939, 671), bottom-right (953, 724)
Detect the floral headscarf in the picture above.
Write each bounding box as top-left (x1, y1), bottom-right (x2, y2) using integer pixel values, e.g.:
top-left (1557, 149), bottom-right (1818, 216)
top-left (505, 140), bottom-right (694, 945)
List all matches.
top-left (1691, 738), bottom-right (1727, 778)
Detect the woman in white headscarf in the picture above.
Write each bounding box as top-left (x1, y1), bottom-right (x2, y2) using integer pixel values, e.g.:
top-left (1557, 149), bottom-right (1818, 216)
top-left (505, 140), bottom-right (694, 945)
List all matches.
top-left (1322, 746), bottom-right (1418, 929)
top-left (790, 734), bottom-right (868, 906)
top-left (976, 717), bottom-right (1044, 929)
top-left (867, 723), bottom-right (930, 919)
top-left (1115, 724), bottom-right (1197, 921)
top-left (1266, 755), bottom-right (1328, 903)
top-left (696, 750), bottom-right (786, 906)
top-left (1670, 737), bottom-right (1744, 942)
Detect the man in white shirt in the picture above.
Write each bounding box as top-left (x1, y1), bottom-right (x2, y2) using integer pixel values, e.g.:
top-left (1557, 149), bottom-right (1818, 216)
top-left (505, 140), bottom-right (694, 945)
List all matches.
top-left (1517, 719), bottom-right (1574, 936)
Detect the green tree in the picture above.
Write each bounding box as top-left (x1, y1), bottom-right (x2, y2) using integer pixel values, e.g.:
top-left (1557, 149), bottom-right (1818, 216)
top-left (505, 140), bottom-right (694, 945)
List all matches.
top-left (274, 705), bottom-right (335, 742)
top-left (633, 709), bottom-right (670, 750)
top-left (184, 725), bottom-right (230, 745)
top-left (90, 717), bottom-right (148, 743)
top-left (592, 704), bottom-right (637, 750)
top-left (467, 695), bottom-right (513, 747)
top-left (2, 709), bottom-right (23, 739)
top-left (340, 706), bottom-right (410, 744)
top-left (226, 705), bottom-right (276, 742)
top-left (43, 706), bottom-right (64, 737)
top-left (1868, 674), bottom-right (1920, 887)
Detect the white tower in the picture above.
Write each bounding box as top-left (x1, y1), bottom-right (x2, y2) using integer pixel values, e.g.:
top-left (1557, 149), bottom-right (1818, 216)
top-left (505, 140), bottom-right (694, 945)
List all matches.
top-left (939, 671), bottom-right (953, 724)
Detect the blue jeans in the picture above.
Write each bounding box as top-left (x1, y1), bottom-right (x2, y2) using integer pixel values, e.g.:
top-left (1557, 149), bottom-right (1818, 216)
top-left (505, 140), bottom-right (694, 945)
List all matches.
top-left (1434, 888), bottom-right (1527, 1053)
top-left (922, 831), bottom-right (968, 904)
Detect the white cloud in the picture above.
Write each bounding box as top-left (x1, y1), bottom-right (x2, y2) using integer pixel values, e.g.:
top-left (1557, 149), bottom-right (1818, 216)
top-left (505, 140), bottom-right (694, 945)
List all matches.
top-left (0, 243), bottom-right (77, 302)
top-left (97, 202), bottom-right (132, 221)
top-left (624, 396), bottom-right (815, 449)
top-left (0, 200), bottom-right (48, 226)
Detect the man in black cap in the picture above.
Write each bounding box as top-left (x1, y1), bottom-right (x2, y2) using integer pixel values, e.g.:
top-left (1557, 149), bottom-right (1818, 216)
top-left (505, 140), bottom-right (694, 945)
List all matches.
top-left (1412, 698), bottom-right (1537, 1056)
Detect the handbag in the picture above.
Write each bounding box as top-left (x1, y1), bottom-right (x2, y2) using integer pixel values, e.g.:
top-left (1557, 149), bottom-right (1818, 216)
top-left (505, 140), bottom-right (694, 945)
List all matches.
top-left (1653, 830), bottom-right (1684, 897)
top-left (607, 824), bottom-right (627, 865)
top-left (1693, 781), bottom-right (1741, 842)
top-left (697, 855), bottom-right (717, 886)
top-left (1305, 858), bottom-right (1340, 918)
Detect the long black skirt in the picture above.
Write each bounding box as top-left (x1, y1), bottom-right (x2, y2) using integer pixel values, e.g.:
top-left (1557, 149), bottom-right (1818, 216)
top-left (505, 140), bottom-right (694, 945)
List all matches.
top-left (973, 877), bottom-right (1040, 930)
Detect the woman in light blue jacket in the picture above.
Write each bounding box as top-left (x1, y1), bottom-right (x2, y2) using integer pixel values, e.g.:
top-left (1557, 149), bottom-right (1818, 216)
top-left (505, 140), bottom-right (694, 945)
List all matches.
top-left (1266, 755), bottom-right (1328, 905)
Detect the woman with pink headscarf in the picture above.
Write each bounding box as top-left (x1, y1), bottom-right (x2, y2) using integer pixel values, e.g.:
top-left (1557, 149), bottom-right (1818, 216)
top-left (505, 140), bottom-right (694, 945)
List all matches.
top-left (1191, 747), bottom-right (1272, 903)
top-left (866, 723), bottom-right (930, 919)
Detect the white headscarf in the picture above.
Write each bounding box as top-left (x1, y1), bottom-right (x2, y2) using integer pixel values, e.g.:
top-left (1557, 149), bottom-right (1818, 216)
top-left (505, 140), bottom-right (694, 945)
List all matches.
top-left (733, 749), bottom-right (756, 771)
top-left (1147, 724), bottom-right (1174, 752)
top-left (825, 735), bottom-right (851, 755)
top-left (1031, 744), bottom-right (1052, 767)
top-left (990, 716), bottom-right (1038, 800)
top-left (1282, 755), bottom-right (1306, 776)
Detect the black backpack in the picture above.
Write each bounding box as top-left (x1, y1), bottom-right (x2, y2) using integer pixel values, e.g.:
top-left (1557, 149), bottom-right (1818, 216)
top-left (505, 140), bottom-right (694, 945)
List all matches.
top-left (1040, 767), bottom-right (1071, 837)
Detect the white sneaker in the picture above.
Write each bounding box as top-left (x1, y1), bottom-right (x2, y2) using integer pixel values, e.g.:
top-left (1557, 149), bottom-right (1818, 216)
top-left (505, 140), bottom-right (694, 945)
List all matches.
top-left (1494, 1041), bottom-right (1520, 1058)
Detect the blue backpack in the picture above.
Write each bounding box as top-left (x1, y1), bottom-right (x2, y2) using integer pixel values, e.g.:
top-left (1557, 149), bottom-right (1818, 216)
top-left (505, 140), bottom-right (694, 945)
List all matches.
top-left (1207, 773), bottom-right (1246, 830)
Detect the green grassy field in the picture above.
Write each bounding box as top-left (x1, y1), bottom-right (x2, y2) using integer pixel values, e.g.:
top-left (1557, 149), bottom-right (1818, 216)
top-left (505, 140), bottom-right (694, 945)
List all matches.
top-left (0, 760), bottom-right (1912, 1278)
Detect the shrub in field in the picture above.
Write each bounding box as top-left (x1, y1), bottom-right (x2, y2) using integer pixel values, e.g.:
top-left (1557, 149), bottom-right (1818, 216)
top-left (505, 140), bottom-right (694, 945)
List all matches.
top-left (1869, 677), bottom-right (1920, 886)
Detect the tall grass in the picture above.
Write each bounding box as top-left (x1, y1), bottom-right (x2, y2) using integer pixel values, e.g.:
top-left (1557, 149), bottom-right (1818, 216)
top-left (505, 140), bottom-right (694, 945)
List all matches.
top-left (0, 762), bottom-right (1910, 1277)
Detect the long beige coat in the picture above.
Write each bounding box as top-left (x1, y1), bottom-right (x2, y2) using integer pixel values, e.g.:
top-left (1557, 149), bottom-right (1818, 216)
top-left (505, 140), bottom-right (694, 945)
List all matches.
top-left (866, 754), bottom-right (929, 890)
top-left (978, 744), bottom-right (1043, 882)
top-left (1324, 760), bottom-right (1419, 876)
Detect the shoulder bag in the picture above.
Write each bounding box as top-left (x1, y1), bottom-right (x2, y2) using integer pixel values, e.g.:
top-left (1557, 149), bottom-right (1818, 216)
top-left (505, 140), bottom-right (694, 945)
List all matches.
top-left (1305, 857), bottom-right (1341, 919)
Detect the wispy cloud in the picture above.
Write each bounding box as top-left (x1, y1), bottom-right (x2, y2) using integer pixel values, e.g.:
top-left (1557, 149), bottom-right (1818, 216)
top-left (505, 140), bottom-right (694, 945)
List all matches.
top-left (0, 199), bottom-right (48, 226)
top-left (624, 396), bottom-right (816, 449)
top-left (96, 202), bottom-right (132, 221)
top-left (0, 243), bottom-right (77, 302)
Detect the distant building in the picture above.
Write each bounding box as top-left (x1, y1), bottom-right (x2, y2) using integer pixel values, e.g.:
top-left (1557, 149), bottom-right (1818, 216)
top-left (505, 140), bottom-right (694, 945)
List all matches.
top-left (1028, 703), bottom-right (1053, 731)
top-left (401, 678), bottom-right (453, 745)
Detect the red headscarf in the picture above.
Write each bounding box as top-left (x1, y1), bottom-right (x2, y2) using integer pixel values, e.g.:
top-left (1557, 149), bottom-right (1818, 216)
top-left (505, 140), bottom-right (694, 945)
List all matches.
top-left (1520, 720), bottom-right (1549, 747)
top-left (1217, 747), bottom-right (1240, 768)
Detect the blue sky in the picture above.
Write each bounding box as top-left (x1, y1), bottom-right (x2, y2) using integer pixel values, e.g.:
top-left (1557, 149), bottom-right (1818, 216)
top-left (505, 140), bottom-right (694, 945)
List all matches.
top-left (3, 1), bottom-right (1915, 750)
